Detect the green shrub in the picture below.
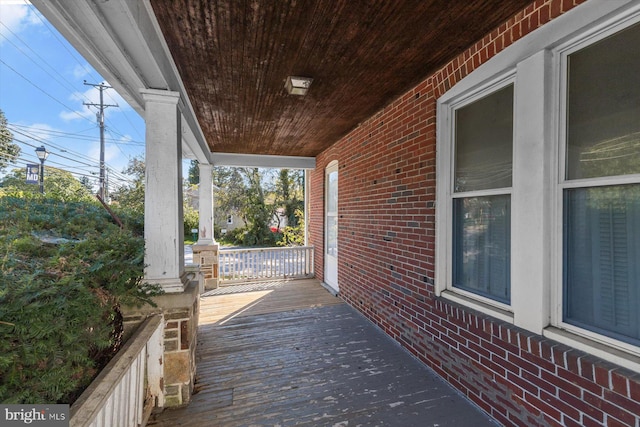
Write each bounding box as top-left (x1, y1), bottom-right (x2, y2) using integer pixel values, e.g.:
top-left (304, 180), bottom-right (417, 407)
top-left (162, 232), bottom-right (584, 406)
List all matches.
top-left (183, 205), bottom-right (199, 241)
top-left (277, 209), bottom-right (305, 247)
top-left (0, 195), bottom-right (161, 404)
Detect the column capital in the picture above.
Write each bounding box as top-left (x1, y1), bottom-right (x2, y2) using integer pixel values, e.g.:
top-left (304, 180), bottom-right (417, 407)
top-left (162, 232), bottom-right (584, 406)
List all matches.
top-left (198, 162), bottom-right (213, 173)
top-left (140, 88), bottom-right (180, 105)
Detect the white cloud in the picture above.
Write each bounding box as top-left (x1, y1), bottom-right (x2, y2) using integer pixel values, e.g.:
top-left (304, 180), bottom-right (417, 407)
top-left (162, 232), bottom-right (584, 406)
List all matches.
top-left (59, 97), bottom-right (94, 122)
top-left (0, 2), bottom-right (41, 44)
top-left (21, 122), bottom-right (57, 143)
top-left (88, 140), bottom-right (120, 164)
top-left (72, 63), bottom-right (92, 79)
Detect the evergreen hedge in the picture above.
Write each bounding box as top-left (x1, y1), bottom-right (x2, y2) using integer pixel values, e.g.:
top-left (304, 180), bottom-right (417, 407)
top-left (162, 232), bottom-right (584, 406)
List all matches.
top-left (0, 194), bottom-right (160, 403)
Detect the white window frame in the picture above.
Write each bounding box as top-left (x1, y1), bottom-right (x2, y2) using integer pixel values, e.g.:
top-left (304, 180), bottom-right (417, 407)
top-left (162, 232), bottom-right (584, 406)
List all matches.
top-left (435, 0), bottom-right (640, 370)
top-left (436, 71), bottom-right (516, 321)
top-left (549, 8), bottom-right (640, 363)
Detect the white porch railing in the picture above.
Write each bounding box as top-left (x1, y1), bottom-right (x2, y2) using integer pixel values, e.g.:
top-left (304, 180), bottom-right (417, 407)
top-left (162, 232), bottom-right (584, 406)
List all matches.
top-left (70, 315), bottom-right (164, 427)
top-left (219, 246), bottom-right (314, 284)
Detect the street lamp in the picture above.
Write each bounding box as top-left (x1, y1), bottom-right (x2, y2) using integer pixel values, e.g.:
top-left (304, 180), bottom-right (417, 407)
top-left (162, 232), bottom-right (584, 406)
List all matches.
top-left (34, 145), bottom-right (49, 194)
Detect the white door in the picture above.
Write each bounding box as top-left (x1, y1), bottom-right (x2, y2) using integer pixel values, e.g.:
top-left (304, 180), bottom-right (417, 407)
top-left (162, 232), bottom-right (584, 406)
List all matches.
top-left (325, 162), bottom-right (339, 293)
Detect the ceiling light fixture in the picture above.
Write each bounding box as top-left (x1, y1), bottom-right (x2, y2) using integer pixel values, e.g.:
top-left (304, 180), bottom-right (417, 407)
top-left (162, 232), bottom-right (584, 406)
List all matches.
top-left (285, 76), bottom-right (313, 96)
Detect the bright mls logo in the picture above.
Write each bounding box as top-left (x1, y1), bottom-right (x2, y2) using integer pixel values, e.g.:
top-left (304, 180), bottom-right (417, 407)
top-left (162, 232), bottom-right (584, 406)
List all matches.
top-left (1, 405), bottom-right (69, 426)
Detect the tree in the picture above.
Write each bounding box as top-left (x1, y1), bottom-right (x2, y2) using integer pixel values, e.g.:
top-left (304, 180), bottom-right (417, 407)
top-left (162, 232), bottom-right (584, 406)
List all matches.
top-left (278, 208), bottom-right (305, 247)
top-left (240, 167), bottom-right (274, 245)
top-left (0, 166), bottom-right (93, 202)
top-left (188, 160), bottom-right (199, 185)
top-left (110, 157), bottom-right (145, 215)
top-left (79, 176), bottom-right (94, 193)
top-left (212, 166), bottom-right (245, 231)
top-left (110, 157), bottom-right (201, 237)
top-left (207, 166), bottom-right (306, 246)
top-left (274, 169), bottom-right (304, 230)
top-left (0, 109), bottom-right (20, 172)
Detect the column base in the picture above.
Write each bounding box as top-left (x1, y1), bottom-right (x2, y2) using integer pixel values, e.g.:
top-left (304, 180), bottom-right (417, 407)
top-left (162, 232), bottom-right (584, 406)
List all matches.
top-left (147, 272), bottom-right (192, 294)
top-left (192, 243), bottom-right (219, 290)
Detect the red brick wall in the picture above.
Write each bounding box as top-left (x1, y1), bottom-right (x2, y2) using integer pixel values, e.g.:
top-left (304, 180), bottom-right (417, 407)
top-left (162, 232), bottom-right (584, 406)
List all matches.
top-left (309, 1), bottom-right (640, 426)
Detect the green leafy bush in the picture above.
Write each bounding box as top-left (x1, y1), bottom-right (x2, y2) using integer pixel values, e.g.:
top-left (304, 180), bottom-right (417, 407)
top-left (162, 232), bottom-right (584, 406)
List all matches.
top-left (277, 209), bottom-right (305, 247)
top-left (0, 195), bottom-right (161, 404)
top-left (183, 204), bottom-right (199, 242)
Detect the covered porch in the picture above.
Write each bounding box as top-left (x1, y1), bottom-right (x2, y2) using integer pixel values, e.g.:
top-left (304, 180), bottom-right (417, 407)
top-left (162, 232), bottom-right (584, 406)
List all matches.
top-left (148, 278), bottom-right (494, 427)
top-left (30, 1), bottom-right (640, 426)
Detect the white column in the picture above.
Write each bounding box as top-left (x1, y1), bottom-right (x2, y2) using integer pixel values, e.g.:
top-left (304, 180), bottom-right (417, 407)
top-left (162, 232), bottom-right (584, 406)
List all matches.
top-left (197, 163), bottom-right (215, 245)
top-left (304, 169), bottom-right (310, 247)
top-left (141, 89), bottom-right (186, 293)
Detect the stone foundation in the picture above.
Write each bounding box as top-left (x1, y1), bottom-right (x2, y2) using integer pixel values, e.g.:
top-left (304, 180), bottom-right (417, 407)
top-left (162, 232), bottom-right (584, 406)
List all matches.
top-left (123, 280), bottom-right (200, 408)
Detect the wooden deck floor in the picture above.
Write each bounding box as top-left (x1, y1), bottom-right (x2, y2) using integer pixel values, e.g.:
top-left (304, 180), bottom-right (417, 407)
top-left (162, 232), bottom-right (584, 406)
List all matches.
top-left (148, 279), bottom-right (496, 426)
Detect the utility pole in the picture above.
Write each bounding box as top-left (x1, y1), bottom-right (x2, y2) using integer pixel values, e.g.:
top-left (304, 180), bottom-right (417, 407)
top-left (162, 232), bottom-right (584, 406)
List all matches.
top-left (83, 81), bottom-right (117, 200)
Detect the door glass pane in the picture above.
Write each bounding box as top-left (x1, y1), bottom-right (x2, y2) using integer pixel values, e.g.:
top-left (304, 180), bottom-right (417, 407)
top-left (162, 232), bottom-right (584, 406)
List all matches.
top-left (327, 171), bottom-right (338, 213)
top-left (564, 184), bottom-right (640, 344)
top-left (453, 195), bottom-right (511, 304)
top-left (566, 23), bottom-right (640, 180)
top-left (327, 216), bottom-right (338, 257)
top-left (455, 84), bottom-right (513, 192)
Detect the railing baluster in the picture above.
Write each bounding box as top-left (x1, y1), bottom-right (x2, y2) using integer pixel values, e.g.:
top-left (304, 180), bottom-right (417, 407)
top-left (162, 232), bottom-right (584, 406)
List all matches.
top-left (218, 246), bottom-right (315, 284)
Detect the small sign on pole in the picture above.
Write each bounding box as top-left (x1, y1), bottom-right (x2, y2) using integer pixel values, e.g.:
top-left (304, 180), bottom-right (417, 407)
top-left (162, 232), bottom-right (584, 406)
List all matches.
top-left (26, 164), bottom-right (39, 184)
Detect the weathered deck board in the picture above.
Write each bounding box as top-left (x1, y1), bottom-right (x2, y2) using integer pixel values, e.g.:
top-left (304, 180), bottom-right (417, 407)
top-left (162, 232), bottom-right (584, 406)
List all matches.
top-left (199, 279), bottom-right (343, 325)
top-left (149, 279), bottom-right (495, 426)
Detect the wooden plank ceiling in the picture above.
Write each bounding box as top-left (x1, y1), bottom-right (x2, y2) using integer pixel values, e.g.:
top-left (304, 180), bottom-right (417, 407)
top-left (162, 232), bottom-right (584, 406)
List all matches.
top-left (150, 0), bottom-right (533, 158)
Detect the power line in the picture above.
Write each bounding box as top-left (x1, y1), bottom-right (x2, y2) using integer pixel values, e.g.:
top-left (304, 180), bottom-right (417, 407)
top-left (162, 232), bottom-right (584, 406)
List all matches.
top-left (34, 0), bottom-right (147, 143)
top-left (0, 7), bottom-right (141, 184)
top-left (10, 128), bottom-right (140, 183)
top-left (26, 2), bottom-right (102, 84)
top-left (103, 123), bottom-right (145, 145)
top-left (11, 136), bottom-right (135, 185)
top-left (1, 10), bottom-right (144, 145)
top-left (103, 95), bottom-right (145, 141)
top-left (7, 156), bottom-right (133, 188)
top-left (0, 22), bottom-right (90, 102)
top-left (11, 130), bottom-right (100, 167)
top-left (8, 123), bottom-right (144, 145)
top-left (0, 58), bottom-right (96, 125)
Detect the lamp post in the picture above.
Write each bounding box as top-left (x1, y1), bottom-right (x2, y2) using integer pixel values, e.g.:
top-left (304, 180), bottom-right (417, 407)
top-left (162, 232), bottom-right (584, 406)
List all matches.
top-left (34, 145), bottom-right (49, 194)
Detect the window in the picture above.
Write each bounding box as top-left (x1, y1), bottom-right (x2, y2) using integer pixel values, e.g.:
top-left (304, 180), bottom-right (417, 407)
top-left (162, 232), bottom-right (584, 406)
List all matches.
top-left (562, 22), bottom-right (640, 346)
top-left (435, 1), bottom-right (640, 368)
top-left (452, 84), bottom-right (513, 304)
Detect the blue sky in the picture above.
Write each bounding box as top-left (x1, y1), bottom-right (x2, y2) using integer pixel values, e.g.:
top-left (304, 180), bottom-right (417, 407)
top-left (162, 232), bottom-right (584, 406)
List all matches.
top-left (0, 0), bottom-right (145, 190)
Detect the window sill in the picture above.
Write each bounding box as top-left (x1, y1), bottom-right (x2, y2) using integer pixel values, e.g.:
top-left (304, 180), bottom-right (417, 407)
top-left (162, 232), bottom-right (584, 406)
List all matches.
top-left (439, 289), bottom-right (514, 323)
top-left (544, 326), bottom-right (640, 373)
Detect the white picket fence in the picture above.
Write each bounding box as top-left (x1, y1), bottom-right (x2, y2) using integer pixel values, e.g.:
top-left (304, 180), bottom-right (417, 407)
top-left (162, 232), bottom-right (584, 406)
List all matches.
top-left (70, 315), bottom-right (164, 427)
top-left (219, 246), bottom-right (314, 284)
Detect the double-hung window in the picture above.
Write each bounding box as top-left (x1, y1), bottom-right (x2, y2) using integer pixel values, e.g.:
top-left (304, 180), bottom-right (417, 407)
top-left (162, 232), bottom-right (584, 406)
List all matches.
top-left (452, 84), bottom-right (513, 305)
top-left (436, 74), bottom-right (515, 317)
top-left (436, 1), bottom-right (640, 367)
top-left (561, 21), bottom-right (640, 346)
